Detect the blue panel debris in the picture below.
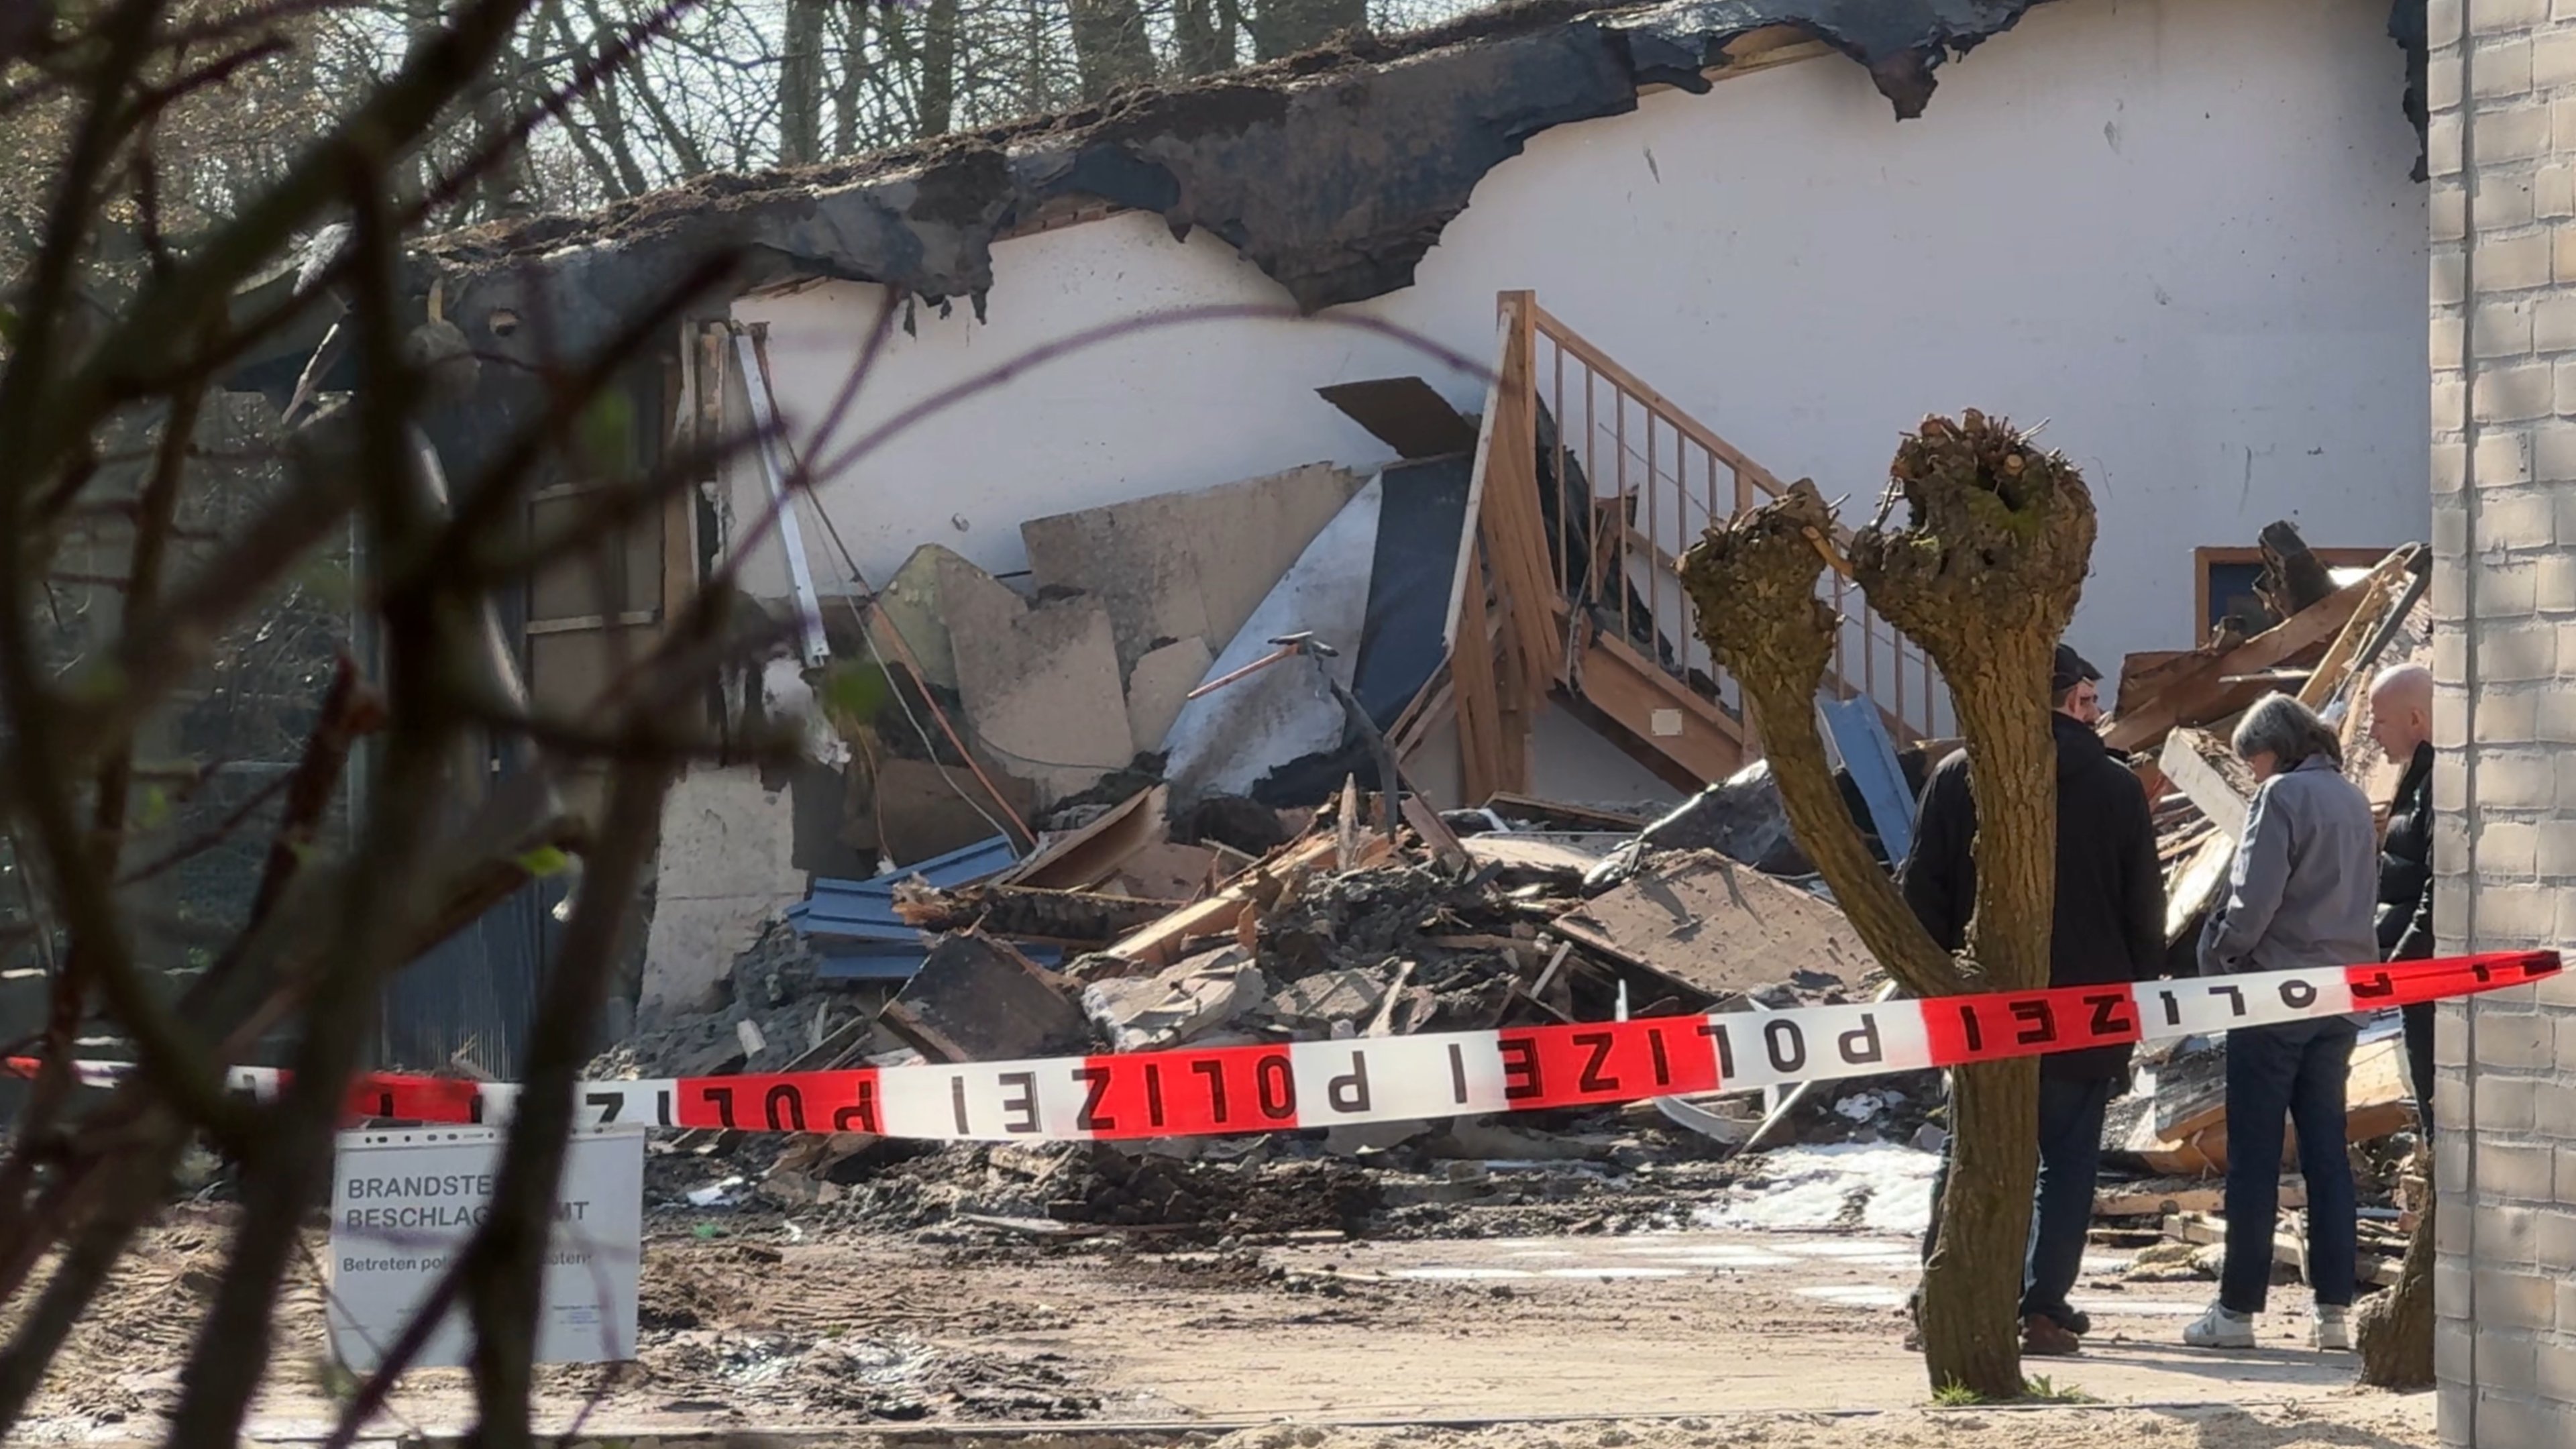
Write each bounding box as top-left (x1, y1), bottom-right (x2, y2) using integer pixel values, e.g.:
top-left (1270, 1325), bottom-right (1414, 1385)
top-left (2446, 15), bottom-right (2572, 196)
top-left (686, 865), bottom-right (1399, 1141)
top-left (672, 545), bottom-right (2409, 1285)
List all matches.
top-left (790, 834), bottom-right (1025, 983)
top-left (787, 835), bottom-right (1020, 942)
top-left (1818, 696), bottom-right (1916, 868)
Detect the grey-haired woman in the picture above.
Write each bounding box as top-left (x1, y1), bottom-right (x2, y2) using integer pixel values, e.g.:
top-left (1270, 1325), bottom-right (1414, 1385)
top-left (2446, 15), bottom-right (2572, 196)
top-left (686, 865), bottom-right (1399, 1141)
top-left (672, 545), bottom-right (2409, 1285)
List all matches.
top-left (2182, 693), bottom-right (2377, 1354)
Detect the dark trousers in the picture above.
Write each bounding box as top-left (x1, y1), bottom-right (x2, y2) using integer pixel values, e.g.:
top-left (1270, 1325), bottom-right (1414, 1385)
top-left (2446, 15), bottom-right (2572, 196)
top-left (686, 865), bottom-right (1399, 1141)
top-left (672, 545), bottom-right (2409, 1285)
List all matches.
top-left (1918, 1072), bottom-right (2114, 1328)
top-left (2402, 1002), bottom-right (2436, 1140)
top-left (2222, 1019), bottom-right (2359, 1313)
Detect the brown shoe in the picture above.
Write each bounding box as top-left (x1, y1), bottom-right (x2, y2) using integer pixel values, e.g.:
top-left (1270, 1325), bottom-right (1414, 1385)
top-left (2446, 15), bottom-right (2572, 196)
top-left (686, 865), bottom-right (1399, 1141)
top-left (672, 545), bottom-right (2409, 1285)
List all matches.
top-left (2021, 1313), bottom-right (2082, 1357)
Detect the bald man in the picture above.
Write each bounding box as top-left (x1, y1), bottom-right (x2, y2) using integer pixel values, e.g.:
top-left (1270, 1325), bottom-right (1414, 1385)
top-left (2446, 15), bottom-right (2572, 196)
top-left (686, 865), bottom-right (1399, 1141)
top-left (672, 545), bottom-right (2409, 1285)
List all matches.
top-left (2369, 663), bottom-right (2436, 1134)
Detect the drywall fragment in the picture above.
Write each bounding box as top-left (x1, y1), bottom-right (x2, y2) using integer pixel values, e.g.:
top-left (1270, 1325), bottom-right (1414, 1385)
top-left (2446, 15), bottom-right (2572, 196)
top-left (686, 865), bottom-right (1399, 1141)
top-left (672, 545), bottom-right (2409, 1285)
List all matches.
top-left (1107, 841), bottom-right (1222, 902)
top-left (1022, 464), bottom-right (1364, 676)
top-left (869, 543), bottom-right (995, 692)
top-left (953, 593), bottom-right (1134, 806)
top-left (845, 754), bottom-right (1036, 867)
top-left (1126, 637), bottom-right (1215, 757)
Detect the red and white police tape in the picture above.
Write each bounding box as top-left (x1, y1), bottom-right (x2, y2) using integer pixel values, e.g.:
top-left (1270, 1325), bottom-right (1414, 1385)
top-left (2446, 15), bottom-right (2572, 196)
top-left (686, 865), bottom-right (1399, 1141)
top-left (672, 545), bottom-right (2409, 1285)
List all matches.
top-left (8, 951), bottom-right (2559, 1142)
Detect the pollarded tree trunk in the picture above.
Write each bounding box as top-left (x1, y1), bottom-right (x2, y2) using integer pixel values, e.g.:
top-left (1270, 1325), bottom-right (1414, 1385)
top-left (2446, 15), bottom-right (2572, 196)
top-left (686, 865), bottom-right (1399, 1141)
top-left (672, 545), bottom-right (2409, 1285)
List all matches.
top-left (1919, 1057), bottom-right (2041, 1393)
top-left (1682, 412), bottom-right (2096, 1401)
top-left (2356, 1153), bottom-right (2435, 1387)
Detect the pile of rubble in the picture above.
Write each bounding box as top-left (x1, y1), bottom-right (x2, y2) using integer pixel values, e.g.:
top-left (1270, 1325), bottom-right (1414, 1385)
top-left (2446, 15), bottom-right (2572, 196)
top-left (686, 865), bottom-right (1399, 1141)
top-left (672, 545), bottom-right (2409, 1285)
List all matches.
top-left (597, 767), bottom-right (1943, 1236)
top-left (596, 515), bottom-right (2434, 1279)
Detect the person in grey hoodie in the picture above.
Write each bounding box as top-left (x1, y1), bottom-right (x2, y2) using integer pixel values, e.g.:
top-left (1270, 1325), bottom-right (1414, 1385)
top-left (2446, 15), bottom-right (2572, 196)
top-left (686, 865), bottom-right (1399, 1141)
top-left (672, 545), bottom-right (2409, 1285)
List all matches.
top-left (2182, 694), bottom-right (2379, 1354)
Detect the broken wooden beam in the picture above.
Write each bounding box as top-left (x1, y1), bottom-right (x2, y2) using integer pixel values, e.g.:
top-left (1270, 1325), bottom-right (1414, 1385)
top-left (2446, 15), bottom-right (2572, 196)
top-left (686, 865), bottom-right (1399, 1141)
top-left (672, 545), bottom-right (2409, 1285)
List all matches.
top-left (890, 880), bottom-right (1178, 943)
top-left (2165, 1208), bottom-right (2401, 1289)
top-left (2104, 547), bottom-right (2417, 755)
top-left (1106, 832), bottom-right (1392, 969)
top-left (2096, 1179), bottom-right (2307, 1220)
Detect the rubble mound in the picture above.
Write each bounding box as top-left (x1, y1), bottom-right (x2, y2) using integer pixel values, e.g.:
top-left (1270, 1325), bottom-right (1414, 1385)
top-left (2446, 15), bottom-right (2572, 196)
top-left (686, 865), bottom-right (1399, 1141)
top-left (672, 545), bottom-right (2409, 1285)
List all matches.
top-left (1259, 863), bottom-right (1539, 1028)
top-left (1059, 1150), bottom-right (1381, 1235)
top-left (594, 923), bottom-right (842, 1079)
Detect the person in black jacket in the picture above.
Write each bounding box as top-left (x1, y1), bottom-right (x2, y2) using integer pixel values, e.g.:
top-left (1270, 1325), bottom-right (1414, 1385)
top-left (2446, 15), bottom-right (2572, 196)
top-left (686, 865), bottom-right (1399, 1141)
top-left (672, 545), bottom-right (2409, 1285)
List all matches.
top-left (1901, 643), bottom-right (2166, 1357)
top-left (2367, 663), bottom-right (2436, 1133)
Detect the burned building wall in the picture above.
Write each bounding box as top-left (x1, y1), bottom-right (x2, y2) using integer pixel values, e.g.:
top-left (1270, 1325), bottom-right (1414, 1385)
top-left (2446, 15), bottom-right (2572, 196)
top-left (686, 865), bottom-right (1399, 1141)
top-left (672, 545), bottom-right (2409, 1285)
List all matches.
top-left (719, 0), bottom-right (2428, 684)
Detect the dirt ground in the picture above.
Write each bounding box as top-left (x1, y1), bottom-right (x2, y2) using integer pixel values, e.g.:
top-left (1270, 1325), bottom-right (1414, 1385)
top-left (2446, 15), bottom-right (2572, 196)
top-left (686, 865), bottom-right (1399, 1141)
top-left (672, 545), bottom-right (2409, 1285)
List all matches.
top-left (13, 1197), bottom-right (2433, 1448)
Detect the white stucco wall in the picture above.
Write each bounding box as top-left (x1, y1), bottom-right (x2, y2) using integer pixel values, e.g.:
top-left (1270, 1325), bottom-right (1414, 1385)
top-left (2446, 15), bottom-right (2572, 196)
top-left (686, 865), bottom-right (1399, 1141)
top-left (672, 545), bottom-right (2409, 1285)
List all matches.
top-left (728, 0), bottom-right (2428, 692)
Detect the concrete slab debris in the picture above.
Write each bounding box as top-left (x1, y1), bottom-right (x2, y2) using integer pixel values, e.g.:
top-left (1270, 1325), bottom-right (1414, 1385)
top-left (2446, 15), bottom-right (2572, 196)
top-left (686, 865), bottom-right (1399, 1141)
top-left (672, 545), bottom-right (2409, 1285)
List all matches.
top-left (1552, 851), bottom-right (1865, 1002)
top-left (643, 764), bottom-right (809, 1016)
top-left (1260, 969), bottom-right (1391, 1035)
top-left (1081, 946), bottom-right (1268, 1053)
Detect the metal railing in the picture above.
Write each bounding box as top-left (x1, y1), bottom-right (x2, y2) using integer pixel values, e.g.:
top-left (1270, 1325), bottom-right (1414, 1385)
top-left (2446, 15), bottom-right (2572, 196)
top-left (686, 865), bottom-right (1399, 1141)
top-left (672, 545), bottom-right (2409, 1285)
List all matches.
top-left (1505, 292), bottom-right (1953, 746)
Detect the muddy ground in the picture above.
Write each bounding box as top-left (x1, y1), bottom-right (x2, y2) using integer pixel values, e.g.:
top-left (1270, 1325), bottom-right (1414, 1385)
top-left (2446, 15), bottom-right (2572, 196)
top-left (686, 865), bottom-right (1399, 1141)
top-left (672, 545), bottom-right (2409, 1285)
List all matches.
top-left (14, 1150), bottom-right (2432, 1448)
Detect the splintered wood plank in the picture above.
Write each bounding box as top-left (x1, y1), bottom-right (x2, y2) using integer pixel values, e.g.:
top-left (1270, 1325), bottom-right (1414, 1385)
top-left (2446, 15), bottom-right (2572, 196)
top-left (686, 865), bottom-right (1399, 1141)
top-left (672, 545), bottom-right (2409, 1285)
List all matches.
top-left (2104, 549), bottom-right (2414, 754)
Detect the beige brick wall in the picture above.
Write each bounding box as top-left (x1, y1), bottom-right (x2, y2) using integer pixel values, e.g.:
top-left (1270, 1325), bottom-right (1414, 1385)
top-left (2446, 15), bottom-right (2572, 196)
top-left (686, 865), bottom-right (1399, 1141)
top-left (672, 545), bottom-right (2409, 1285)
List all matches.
top-left (2432, 1), bottom-right (2576, 1442)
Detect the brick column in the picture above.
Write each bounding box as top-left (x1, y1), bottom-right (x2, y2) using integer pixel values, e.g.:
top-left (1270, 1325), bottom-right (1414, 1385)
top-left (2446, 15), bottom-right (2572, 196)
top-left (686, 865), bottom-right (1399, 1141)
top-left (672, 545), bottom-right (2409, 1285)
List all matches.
top-left (2429, 2), bottom-right (2576, 1444)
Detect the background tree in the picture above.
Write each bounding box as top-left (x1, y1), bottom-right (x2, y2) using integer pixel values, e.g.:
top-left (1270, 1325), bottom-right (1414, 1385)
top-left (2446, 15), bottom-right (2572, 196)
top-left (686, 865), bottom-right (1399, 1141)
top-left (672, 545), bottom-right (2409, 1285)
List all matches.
top-left (1680, 413), bottom-right (2098, 1399)
top-left (0, 1), bottom-right (777, 1442)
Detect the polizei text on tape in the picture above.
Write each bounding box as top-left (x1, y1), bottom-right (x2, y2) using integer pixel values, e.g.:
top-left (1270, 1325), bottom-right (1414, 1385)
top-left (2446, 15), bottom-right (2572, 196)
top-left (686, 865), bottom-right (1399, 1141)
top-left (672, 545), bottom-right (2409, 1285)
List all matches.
top-left (13, 951), bottom-right (2557, 1144)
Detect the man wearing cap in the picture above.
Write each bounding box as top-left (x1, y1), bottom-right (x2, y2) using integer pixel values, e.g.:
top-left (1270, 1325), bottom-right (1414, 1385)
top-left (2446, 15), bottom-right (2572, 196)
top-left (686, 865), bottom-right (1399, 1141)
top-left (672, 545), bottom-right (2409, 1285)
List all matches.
top-left (1900, 643), bottom-right (2167, 1356)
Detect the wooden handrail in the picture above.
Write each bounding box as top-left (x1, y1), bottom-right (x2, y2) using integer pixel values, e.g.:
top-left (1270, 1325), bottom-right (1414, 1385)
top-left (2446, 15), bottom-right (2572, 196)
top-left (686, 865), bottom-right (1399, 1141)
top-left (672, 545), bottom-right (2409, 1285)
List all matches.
top-left (1494, 291), bottom-right (1949, 748)
top-left (1527, 302), bottom-right (1794, 502)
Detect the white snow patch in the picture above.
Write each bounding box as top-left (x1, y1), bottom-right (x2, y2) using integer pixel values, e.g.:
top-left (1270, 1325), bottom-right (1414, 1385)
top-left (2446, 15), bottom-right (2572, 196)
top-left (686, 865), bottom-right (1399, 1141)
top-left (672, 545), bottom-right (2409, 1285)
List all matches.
top-left (1694, 1144), bottom-right (1941, 1237)
top-left (1796, 1285), bottom-right (1909, 1307)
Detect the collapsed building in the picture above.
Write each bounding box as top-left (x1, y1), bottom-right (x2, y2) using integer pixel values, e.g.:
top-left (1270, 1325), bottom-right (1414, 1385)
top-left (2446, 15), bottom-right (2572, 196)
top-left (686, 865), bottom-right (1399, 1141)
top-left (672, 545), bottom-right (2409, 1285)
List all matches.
top-left (228, 0), bottom-right (2436, 1045)
top-left (162, 0), bottom-right (2455, 1320)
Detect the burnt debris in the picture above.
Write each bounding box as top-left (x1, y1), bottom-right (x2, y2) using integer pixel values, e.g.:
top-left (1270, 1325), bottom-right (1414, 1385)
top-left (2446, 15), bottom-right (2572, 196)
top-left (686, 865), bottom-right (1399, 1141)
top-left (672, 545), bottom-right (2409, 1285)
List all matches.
top-left (425, 0), bottom-right (2096, 360)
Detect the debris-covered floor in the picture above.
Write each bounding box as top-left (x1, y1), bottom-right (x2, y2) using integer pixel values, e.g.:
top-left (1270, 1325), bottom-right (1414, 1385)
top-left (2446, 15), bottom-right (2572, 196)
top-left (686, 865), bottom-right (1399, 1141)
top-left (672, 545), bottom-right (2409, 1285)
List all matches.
top-left (15, 1150), bottom-right (2431, 1433)
top-left (19, 1197), bottom-right (2429, 1446)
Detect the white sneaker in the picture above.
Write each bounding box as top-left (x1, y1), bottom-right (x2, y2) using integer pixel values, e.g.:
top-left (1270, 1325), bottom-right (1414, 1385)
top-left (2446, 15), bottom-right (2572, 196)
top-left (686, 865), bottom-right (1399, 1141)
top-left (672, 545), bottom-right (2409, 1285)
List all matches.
top-left (2183, 1302), bottom-right (2256, 1348)
top-left (2312, 1305), bottom-right (2352, 1351)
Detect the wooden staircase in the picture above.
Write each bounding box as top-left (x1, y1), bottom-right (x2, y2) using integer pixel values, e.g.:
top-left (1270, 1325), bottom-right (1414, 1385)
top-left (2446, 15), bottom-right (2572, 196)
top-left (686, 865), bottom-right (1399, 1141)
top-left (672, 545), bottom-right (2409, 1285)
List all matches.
top-left (1397, 292), bottom-right (1951, 799)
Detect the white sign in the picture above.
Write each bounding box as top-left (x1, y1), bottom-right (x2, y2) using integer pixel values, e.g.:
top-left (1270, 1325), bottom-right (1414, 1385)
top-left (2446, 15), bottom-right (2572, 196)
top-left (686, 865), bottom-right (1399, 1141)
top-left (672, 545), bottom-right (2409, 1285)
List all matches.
top-left (325, 1125), bottom-right (643, 1371)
